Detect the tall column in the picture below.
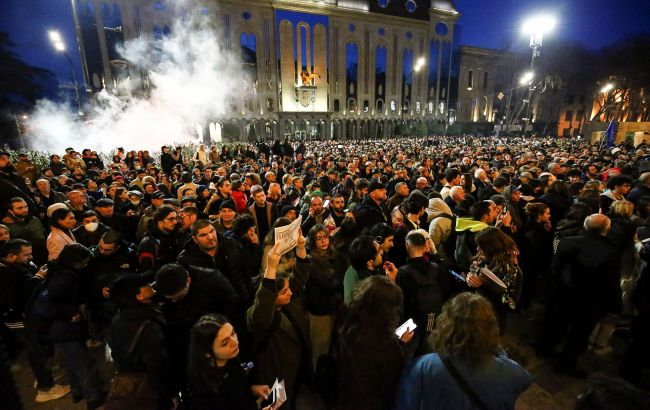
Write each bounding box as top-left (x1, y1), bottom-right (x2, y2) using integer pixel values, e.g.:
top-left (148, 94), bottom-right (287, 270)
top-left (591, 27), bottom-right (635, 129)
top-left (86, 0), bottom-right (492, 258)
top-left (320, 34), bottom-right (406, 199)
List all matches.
top-left (92, 0), bottom-right (113, 90)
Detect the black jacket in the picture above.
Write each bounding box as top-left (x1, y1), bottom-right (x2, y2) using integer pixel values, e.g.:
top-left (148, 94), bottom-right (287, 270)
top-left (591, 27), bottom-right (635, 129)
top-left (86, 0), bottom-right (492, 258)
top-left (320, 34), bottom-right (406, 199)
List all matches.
top-left (396, 257), bottom-right (450, 339)
top-left (33, 261), bottom-right (90, 342)
top-left (553, 232), bottom-right (622, 314)
top-left (247, 258), bottom-right (311, 409)
top-left (86, 243), bottom-right (139, 324)
top-left (107, 306), bottom-right (171, 405)
top-left (177, 233), bottom-right (253, 304)
top-left (186, 359), bottom-right (258, 410)
top-left (161, 266), bottom-right (238, 330)
top-left (138, 226), bottom-right (180, 272)
top-left (0, 261), bottom-right (42, 325)
top-left (521, 220), bottom-right (554, 279)
top-left (72, 223), bottom-right (110, 248)
top-left (354, 196), bottom-right (389, 231)
top-left (304, 249), bottom-right (346, 316)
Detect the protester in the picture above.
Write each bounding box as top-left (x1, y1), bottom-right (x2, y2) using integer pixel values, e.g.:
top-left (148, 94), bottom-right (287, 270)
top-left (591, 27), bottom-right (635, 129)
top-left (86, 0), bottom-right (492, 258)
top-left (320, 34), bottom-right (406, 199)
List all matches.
top-left (394, 292), bottom-right (532, 410)
top-left (187, 314), bottom-right (271, 409)
top-left (336, 275), bottom-right (413, 410)
top-left (247, 237), bottom-right (311, 410)
top-left (3, 136), bottom-right (648, 408)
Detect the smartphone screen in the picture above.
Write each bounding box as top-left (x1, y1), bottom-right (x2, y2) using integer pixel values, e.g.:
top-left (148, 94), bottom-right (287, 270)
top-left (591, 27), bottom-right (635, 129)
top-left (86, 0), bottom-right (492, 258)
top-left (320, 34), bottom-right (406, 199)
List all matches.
top-left (395, 318), bottom-right (417, 338)
top-left (449, 270), bottom-right (465, 282)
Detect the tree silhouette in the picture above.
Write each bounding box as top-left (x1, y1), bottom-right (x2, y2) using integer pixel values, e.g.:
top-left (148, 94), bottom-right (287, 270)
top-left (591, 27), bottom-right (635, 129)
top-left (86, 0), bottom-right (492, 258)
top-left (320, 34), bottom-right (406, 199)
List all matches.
top-left (0, 31), bottom-right (52, 145)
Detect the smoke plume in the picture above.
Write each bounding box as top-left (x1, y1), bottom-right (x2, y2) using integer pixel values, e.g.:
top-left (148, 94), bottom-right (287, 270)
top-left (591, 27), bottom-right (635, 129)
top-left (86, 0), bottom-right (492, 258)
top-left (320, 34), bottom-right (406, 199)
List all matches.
top-left (26, 0), bottom-right (245, 153)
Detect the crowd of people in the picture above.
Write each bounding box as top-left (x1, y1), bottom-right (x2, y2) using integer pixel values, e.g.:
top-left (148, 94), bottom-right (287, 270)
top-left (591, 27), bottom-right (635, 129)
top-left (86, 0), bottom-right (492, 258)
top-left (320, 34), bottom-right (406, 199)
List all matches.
top-left (1, 135), bottom-right (650, 409)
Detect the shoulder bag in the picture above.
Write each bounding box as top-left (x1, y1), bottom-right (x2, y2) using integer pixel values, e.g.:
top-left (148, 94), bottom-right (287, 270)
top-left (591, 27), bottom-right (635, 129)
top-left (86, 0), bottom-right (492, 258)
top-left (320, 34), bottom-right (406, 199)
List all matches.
top-left (439, 354), bottom-right (490, 410)
top-left (104, 320), bottom-right (159, 410)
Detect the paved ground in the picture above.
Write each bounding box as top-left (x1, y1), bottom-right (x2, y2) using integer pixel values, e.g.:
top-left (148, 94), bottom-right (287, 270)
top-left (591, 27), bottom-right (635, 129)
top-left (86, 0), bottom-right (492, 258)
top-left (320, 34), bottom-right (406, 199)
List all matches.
top-left (9, 307), bottom-right (649, 409)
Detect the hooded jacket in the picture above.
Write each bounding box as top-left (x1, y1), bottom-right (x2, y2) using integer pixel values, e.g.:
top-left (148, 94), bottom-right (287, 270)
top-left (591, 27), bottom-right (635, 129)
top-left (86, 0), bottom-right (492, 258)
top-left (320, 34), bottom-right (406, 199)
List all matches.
top-left (427, 198), bottom-right (454, 261)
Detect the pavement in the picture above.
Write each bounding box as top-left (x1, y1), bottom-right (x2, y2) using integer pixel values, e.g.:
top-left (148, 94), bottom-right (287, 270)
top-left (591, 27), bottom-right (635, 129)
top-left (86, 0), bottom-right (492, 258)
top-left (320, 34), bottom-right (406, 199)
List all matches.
top-left (9, 306), bottom-right (649, 409)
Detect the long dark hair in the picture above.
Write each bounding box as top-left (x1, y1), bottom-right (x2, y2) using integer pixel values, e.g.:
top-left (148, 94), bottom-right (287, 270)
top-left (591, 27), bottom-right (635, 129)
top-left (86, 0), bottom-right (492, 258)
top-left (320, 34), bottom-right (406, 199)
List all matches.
top-left (188, 314), bottom-right (232, 391)
top-left (338, 276), bottom-right (402, 350)
top-left (50, 208), bottom-right (74, 232)
top-left (475, 226), bottom-right (519, 269)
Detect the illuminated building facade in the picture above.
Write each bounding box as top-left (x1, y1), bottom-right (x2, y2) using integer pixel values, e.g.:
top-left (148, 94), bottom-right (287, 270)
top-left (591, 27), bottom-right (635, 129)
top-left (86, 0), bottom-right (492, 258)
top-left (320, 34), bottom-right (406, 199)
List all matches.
top-left (72, 0), bottom-right (459, 140)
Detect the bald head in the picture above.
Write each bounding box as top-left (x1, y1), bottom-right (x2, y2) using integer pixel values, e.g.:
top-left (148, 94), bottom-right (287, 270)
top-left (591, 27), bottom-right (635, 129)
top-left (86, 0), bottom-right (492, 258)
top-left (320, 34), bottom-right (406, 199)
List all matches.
top-left (640, 172), bottom-right (650, 186)
top-left (584, 214), bottom-right (611, 236)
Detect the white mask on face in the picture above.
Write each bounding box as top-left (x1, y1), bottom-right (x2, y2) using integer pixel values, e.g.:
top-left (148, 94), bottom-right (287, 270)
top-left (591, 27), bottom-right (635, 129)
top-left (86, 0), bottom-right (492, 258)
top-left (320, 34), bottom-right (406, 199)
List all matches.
top-left (130, 199), bottom-right (141, 206)
top-left (84, 222), bottom-right (99, 232)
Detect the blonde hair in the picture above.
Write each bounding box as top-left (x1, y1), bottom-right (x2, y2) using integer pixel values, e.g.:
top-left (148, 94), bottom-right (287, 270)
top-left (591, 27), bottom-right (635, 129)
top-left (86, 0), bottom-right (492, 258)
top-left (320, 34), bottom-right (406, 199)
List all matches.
top-left (431, 292), bottom-right (499, 366)
top-left (610, 200), bottom-right (634, 218)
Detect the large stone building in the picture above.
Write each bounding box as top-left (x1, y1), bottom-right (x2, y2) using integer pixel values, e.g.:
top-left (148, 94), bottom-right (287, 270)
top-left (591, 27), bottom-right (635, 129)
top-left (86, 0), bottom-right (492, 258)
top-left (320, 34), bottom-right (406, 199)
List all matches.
top-left (457, 44), bottom-right (564, 136)
top-left (72, 0), bottom-right (460, 141)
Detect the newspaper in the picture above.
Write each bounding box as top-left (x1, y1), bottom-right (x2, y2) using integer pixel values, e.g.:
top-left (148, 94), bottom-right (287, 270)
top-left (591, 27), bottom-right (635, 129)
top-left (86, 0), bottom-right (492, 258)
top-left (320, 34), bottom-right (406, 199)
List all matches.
top-left (274, 215), bottom-right (302, 256)
top-left (271, 378), bottom-right (286, 409)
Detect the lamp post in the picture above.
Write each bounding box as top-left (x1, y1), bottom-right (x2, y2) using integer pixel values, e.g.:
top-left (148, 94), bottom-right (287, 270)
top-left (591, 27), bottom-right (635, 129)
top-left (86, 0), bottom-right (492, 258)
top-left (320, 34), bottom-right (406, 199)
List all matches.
top-left (49, 30), bottom-right (82, 113)
top-left (521, 15), bottom-right (555, 136)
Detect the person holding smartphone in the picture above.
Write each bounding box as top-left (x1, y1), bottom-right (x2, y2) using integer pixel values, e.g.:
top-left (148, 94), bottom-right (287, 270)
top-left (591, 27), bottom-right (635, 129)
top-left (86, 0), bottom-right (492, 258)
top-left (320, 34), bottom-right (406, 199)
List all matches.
top-left (335, 276), bottom-right (413, 410)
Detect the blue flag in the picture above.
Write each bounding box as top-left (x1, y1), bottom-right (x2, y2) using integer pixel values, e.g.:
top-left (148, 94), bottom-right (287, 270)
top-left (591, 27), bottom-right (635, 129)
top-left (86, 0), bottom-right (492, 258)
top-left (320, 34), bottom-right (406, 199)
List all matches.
top-left (605, 121), bottom-right (618, 148)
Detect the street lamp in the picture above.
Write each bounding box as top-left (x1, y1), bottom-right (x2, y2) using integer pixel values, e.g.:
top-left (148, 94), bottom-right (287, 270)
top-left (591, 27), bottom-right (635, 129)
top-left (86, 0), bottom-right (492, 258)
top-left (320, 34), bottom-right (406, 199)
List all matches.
top-left (519, 71), bottom-right (534, 85)
top-left (48, 30), bottom-right (82, 112)
top-left (600, 83), bottom-right (614, 94)
top-left (521, 14), bottom-right (556, 135)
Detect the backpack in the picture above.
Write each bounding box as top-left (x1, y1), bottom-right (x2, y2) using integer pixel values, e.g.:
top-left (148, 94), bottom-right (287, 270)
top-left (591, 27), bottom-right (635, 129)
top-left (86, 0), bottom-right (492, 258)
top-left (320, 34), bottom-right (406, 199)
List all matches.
top-left (453, 230), bottom-right (475, 273)
top-left (408, 264), bottom-right (446, 333)
top-left (435, 213), bottom-right (475, 271)
top-left (434, 213), bottom-right (457, 261)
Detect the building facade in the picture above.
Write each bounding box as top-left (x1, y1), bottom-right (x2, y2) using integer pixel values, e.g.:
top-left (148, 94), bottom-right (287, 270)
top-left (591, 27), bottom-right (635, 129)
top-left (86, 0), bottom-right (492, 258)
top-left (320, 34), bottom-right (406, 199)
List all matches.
top-left (72, 0), bottom-right (460, 141)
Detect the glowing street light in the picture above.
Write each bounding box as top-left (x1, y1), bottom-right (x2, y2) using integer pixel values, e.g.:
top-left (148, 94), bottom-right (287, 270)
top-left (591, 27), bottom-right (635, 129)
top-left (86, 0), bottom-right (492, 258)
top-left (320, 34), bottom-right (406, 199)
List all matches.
top-left (49, 30), bottom-right (66, 51)
top-left (601, 83), bottom-right (614, 93)
top-left (520, 14), bottom-right (556, 135)
top-left (520, 71), bottom-right (534, 85)
top-left (416, 57), bottom-right (425, 66)
top-left (522, 15), bottom-right (556, 51)
top-left (48, 29), bottom-right (81, 112)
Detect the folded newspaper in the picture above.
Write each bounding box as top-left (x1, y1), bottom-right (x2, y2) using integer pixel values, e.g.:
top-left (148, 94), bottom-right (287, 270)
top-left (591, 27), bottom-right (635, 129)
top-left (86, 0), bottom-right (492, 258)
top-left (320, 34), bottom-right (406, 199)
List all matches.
top-left (274, 215), bottom-right (302, 256)
top-left (271, 378), bottom-right (286, 409)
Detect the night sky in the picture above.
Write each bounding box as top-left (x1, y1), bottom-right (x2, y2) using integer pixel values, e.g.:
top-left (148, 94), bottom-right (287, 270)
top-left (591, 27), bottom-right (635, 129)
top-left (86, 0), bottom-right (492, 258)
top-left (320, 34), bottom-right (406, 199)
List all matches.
top-left (1, 0), bottom-right (650, 101)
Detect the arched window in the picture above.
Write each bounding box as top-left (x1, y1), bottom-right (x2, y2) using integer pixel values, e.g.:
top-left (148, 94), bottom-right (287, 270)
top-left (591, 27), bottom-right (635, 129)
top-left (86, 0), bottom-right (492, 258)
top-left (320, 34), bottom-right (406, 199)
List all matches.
top-left (375, 45), bottom-right (387, 111)
top-left (402, 49), bottom-right (414, 112)
top-left (346, 43), bottom-right (358, 101)
top-left (299, 25), bottom-right (309, 71)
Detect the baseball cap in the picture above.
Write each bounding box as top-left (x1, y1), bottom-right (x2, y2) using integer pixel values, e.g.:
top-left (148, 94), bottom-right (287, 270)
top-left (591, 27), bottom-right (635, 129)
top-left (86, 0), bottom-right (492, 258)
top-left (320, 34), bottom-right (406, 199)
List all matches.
top-left (367, 180), bottom-right (386, 193)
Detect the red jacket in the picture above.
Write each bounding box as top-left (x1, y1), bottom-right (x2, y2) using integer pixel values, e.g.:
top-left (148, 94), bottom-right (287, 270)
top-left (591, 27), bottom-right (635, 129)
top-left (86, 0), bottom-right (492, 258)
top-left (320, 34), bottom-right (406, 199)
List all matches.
top-left (231, 190), bottom-right (248, 213)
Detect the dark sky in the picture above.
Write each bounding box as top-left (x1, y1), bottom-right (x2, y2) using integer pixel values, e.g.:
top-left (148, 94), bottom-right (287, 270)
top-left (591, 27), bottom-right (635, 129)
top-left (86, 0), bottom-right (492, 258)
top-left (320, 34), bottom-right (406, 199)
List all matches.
top-left (2, 0), bottom-right (650, 100)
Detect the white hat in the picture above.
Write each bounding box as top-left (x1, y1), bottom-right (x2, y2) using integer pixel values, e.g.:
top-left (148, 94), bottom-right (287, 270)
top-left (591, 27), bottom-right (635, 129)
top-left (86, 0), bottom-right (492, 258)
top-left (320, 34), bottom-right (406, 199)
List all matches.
top-left (47, 203), bottom-right (69, 218)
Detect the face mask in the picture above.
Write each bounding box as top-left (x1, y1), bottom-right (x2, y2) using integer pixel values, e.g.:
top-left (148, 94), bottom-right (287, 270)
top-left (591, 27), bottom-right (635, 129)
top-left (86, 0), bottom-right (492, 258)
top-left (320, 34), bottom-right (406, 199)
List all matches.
top-left (84, 222), bottom-right (99, 232)
top-left (131, 200), bottom-right (141, 206)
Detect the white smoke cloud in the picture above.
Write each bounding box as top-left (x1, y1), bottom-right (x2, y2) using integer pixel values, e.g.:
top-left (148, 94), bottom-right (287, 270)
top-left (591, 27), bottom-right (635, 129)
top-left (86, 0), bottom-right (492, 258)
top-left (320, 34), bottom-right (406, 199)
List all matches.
top-left (26, 0), bottom-right (245, 153)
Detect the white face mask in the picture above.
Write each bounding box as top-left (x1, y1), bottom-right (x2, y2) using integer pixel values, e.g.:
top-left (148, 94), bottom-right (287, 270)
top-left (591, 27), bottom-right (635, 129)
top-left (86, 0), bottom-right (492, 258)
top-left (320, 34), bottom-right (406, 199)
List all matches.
top-left (130, 199), bottom-right (141, 206)
top-left (84, 222), bottom-right (99, 232)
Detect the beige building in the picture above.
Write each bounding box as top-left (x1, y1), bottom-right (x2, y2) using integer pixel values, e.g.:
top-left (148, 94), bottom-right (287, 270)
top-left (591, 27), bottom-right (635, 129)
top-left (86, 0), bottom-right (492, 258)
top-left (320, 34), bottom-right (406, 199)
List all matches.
top-left (72, 0), bottom-right (460, 140)
top-left (457, 45), bottom-right (566, 136)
